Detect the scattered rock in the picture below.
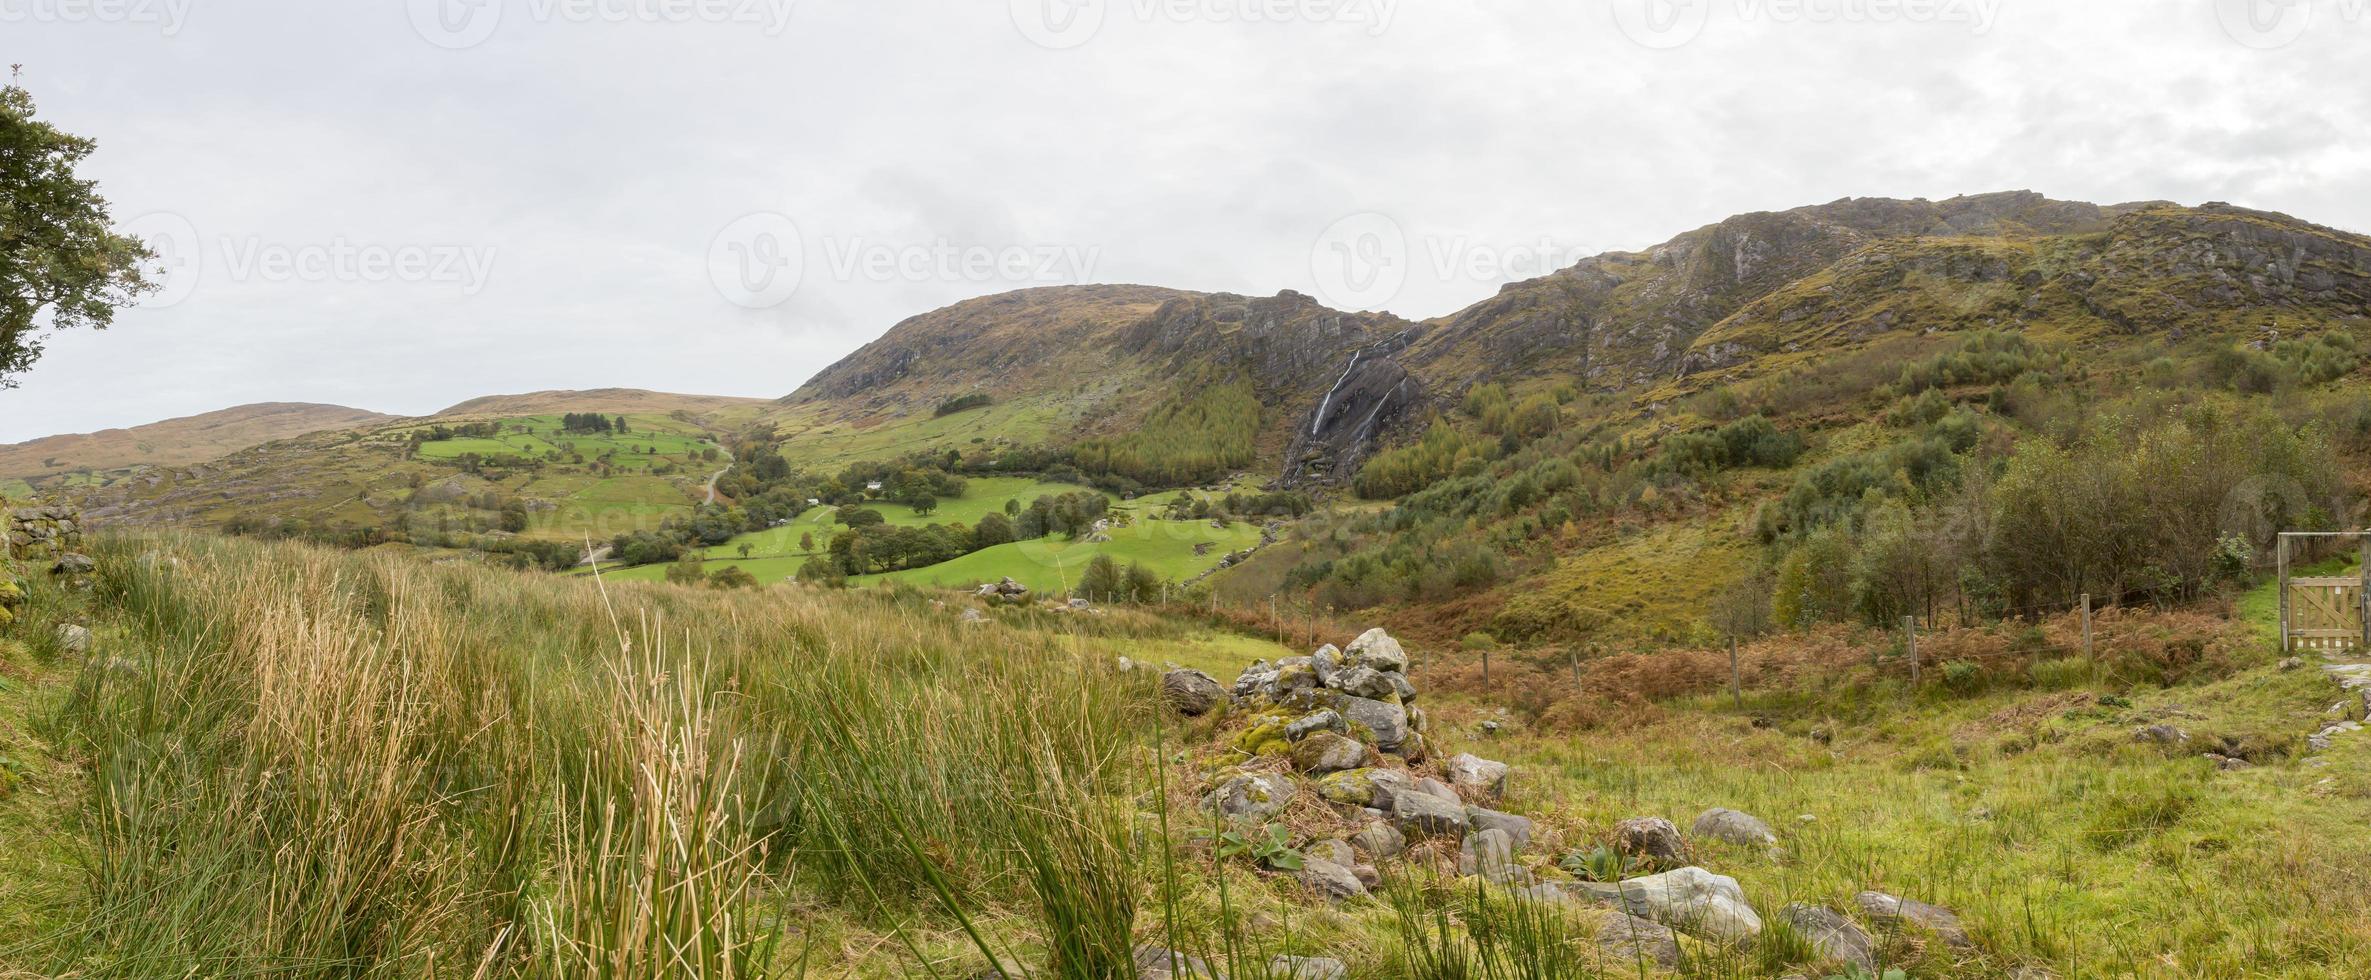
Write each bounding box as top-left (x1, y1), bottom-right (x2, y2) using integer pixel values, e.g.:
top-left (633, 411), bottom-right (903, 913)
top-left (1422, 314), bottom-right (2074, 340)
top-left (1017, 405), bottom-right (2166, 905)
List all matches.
top-left (1595, 911), bottom-right (1683, 968)
top-left (1781, 903), bottom-right (1876, 971)
top-left (55, 623), bottom-right (90, 654)
top-left (51, 552), bottom-right (95, 576)
top-left (1856, 890), bottom-right (1974, 949)
top-left (1290, 732), bottom-right (1370, 775)
top-left (2134, 723), bottom-right (2189, 745)
top-left (2206, 752), bottom-right (2253, 771)
top-left (959, 608), bottom-right (988, 624)
top-left (1350, 863), bottom-right (1381, 891)
top-left (1344, 627), bottom-right (1408, 673)
top-left (1267, 955), bottom-right (1348, 980)
top-left (1390, 788), bottom-right (1469, 839)
top-left (1294, 856), bottom-right (1369, 904)
top-left (1613, 816), bottom-right (1688, 865)
top-left (1692, 807), bottom-right (1778, 848)
top-left (1351, 820), bottom-right (1407, 858)
top-left (2279, 657), bottom-right (2305, 671)
top-left (1480, 720), bottom-right (1501, 735)
top-left (1573, 866), bottom-right (1763, 942)
top-left (1465, 807), bottom-right (1534, 849)
top-left (1445, 753), bottom-right (1509, 800)
top-left (1162, 669), bottom-right (1226, 716)
top-left (1207, 773), bottom-right (1297, 823)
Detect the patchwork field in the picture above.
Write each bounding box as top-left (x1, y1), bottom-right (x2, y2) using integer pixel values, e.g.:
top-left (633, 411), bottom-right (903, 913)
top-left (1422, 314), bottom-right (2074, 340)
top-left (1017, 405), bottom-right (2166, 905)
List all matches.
top-left (405, 413), bottom-right (719, 472)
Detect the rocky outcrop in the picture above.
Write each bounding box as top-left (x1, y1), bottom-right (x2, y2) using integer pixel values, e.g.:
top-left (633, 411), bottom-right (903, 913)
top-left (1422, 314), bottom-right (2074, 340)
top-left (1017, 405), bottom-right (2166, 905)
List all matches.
top-left (1280, 337), bottom-right (1427, 487)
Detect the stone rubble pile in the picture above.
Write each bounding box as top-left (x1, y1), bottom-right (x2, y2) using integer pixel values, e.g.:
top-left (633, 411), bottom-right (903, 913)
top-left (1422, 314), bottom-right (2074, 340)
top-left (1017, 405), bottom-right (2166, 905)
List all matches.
top-left (1145, 626), bottom-right (1989, 977)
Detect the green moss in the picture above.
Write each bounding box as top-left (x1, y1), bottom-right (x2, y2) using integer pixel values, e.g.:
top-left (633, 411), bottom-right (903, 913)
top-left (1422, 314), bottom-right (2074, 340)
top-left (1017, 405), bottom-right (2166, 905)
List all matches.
top-left (1316, 768), bottom-right (1378, 806)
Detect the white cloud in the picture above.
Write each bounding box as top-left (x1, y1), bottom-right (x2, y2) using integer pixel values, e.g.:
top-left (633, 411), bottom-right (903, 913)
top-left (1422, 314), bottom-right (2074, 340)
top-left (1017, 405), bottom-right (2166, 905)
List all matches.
top-left (4, 0), bottom-right (2368, 441)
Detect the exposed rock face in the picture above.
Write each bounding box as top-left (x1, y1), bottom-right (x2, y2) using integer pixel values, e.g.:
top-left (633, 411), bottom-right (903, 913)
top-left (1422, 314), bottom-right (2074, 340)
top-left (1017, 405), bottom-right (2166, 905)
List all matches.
top-left (1573, 866), bottom-right (1764, 942)
top-left (1281, 336), bottom-right (1426, 487)
top-left (1856, 890), bottom-right (1975, 949)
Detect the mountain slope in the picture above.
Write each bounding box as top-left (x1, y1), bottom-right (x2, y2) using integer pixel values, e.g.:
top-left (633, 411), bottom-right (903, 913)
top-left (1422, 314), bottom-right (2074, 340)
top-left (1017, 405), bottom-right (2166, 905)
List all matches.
top-left (0, 402), bottom-right (394, 480)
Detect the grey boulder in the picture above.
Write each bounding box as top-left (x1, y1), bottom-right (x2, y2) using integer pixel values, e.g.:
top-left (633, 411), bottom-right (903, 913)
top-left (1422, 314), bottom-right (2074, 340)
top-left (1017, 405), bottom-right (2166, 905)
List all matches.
top-left (1782, 903), bottom-right (1875, 971)
top-left (1614, 816), bottom-right (1688, 864)
top-left (1162, 669), bottom-right (1226, 716)
top-left (1390, 788), bottom-right (1469, 839)
top-left (1445, 753), bottom-right (1509, 799)
top-left (1572, 866), bottom-right (1763, 942)
top-left (1855, 890), bottom-right (1974, 949)
top-left (1692, 807), bottom-right (1778, 848)
top-left (1344, 627), bottom-right (1408, 672)
top-left (1206, 773), bottom-right (1296, 823)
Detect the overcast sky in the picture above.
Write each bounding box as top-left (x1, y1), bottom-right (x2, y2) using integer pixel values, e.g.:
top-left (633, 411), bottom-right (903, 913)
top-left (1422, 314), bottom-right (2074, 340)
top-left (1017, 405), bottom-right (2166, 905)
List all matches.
top-left (3, 0), bottom-right (2366, 442)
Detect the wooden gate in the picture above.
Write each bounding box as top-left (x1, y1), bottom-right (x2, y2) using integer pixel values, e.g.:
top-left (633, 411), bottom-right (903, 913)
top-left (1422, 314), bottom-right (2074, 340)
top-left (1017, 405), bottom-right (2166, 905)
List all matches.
top-left (2279, 532), bottom-right (2371, 653)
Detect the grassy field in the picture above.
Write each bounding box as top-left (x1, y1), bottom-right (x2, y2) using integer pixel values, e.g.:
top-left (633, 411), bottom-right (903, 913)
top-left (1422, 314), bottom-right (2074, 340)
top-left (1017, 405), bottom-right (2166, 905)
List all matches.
top-left (586, 478), bottom-right (1233, 588)
top-left (408, 413), bottom-right (717, 472)
top-left (851, 518), bottom-right (1261, 592)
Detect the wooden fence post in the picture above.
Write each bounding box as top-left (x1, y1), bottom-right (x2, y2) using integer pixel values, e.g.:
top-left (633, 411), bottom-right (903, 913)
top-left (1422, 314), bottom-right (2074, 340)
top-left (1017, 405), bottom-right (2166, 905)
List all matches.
top-left (2359, 537), bottom-right (2369, 651)
top-left (1729, 635), bottom-right (1742, 710)
top-left (1904, 616), bottom-right (1919, 686)
top-left (2278, 533), bottom-right (2290, 653)
top-left (1482, 647), bottom-right (1492, 688)
top-left (1569, 648), bottom-right (1581, 689)
top-left (2080, 593), bottom-right (2093, 660)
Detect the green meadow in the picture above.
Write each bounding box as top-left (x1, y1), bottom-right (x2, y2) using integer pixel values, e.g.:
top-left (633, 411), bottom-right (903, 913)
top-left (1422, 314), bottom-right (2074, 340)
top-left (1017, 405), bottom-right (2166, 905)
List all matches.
top-left (408, 414), bottom-right (718, 472)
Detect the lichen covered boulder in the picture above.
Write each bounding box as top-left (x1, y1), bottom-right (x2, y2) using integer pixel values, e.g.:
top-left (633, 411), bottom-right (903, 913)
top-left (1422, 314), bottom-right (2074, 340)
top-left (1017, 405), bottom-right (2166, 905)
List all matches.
top-left (1344, 627), bottom-right (1408, 673)
top-left (1290, 732), bottom-right (1370, 775)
